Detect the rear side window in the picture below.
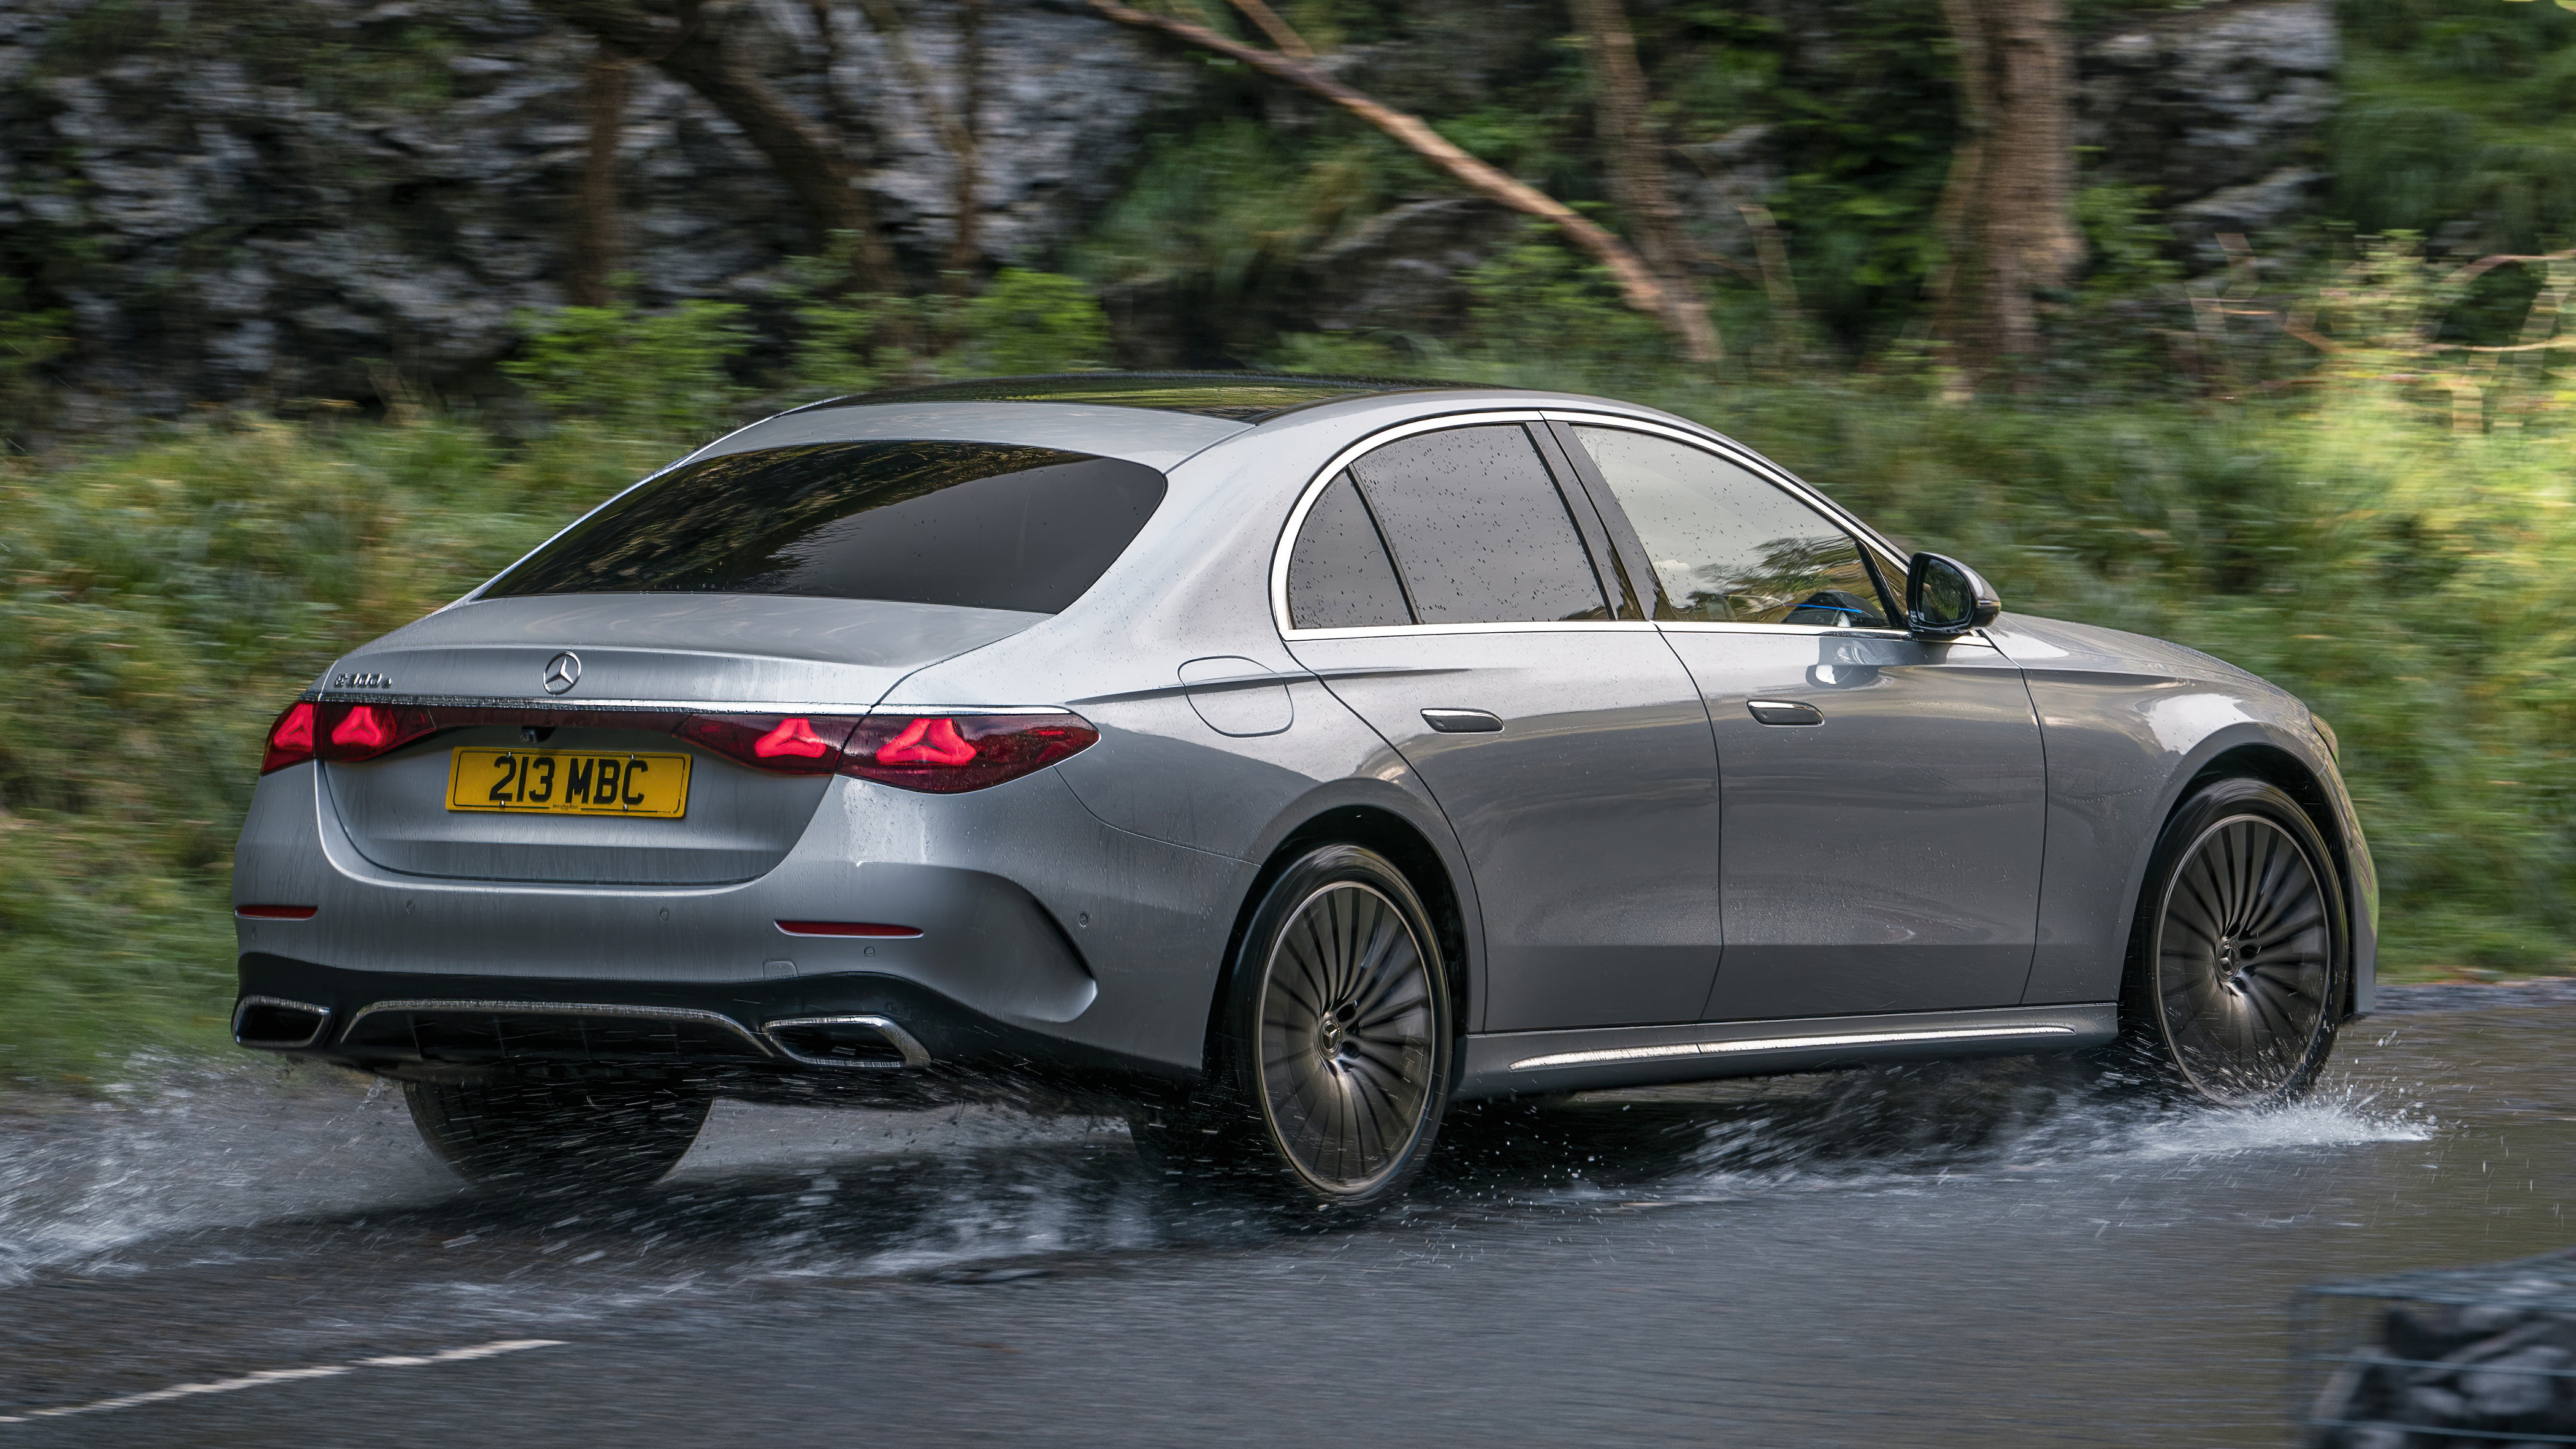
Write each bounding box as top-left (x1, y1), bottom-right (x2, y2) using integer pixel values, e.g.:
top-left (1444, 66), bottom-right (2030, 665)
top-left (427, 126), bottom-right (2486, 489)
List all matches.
top-left (1286, 472), bottom-right (1413, 629)
top-left (483, 441), bottom-right (1167, 614)
top-left (1345, 425), bottom-right (1610, 625)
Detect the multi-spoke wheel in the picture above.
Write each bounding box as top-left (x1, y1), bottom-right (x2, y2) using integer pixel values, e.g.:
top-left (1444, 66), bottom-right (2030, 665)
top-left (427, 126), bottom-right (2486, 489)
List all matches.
top-left (2123, 778), bottom-right (2347, 1104)
top-left (1137, 843), bottom-right (1453, 1206)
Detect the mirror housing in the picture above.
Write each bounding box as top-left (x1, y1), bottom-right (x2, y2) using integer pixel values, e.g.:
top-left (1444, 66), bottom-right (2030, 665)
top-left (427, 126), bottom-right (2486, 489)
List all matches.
top-left (1905, 552), bottom-right (2001, 639)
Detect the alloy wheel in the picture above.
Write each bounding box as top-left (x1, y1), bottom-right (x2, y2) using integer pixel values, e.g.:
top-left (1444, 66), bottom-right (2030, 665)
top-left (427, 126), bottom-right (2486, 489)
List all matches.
top-left (1254, 881), bottom-right (1440, 1195)
top-left (2150, 813), bottom-right (2335, 1104)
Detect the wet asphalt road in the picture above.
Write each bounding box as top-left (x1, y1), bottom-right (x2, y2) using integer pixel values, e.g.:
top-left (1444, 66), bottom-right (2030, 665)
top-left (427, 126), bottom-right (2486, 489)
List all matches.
top-left (4, 988), bottom-right (2573, 1447)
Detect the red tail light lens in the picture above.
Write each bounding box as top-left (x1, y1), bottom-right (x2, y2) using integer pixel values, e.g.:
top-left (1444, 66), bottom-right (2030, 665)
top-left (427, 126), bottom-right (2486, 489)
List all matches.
top-left (313, 703), bottom-right (438, 763)
top-left (677, 714), bottom-right (862, 775)
top-left (841, 713), bottom-right (1098, 794)
top-left (261, 701), bottom-right (318, 774)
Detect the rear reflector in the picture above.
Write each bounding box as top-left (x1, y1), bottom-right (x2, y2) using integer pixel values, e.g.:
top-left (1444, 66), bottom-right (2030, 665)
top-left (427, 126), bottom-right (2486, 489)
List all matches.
top-left (775, 920), bottom-right (923, 938)
top-left (236, 904), bottom-right (319, 920)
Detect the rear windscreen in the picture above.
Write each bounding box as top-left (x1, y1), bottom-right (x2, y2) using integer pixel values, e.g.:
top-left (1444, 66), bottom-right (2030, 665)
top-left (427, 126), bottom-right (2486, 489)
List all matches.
top-left (481, 441), bottom-right (1168, 614)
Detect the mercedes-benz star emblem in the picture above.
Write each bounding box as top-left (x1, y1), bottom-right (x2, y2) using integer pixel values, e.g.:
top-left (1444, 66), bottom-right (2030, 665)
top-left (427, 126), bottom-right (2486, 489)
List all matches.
top-left (542, 651), bottom-right (582, 695)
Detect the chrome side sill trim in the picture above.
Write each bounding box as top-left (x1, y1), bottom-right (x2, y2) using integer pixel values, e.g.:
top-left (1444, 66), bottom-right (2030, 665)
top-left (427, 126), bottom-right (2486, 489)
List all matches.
top-left (232, 995), bottom-right (335, 1050)
top-left (338, 999), bottom-right (776, 1057)
top-left (761, 1014), bottom-right (933, 1069)
top-left (1508, 1023), bottom-right (2077, 1072)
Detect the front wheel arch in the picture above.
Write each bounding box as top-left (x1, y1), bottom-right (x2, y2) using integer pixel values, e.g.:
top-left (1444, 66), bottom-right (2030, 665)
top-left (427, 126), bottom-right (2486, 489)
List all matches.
top-left (2177, 743), bottom-right (2360, 1021)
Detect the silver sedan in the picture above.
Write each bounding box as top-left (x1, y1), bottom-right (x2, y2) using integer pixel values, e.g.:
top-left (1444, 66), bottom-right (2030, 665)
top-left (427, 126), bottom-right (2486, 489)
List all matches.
top-left (230, 374), bottom-right (2376, 1205)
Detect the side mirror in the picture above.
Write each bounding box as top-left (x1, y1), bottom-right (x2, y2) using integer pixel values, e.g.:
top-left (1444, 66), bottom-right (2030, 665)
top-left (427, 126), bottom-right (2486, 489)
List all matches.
top-left (1905, 552), bottom-right (2001, 639)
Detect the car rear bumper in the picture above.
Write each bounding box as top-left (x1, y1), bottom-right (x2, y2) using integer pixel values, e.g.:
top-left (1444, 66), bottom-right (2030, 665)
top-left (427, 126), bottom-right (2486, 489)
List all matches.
top-left (234, 953), bottom-right (1182, 1098)
top-left (231, 761), bottom-right (1254, 1076)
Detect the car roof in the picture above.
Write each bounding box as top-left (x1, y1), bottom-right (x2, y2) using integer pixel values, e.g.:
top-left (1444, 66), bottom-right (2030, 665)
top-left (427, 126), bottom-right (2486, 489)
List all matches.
top-left (689, 373), bottom-right (1543, 472)
top-left (779, 372), bottom-right (1514, 422)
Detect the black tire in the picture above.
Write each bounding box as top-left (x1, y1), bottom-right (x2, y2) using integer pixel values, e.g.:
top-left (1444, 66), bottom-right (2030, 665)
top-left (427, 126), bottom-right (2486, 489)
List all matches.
top-left (2116, 777), bottom-right (2347, 1105)
top-left (1142, 844), bottom-right (1456, 1208)
top-left (402, 1074), bottom-right (711, 1193)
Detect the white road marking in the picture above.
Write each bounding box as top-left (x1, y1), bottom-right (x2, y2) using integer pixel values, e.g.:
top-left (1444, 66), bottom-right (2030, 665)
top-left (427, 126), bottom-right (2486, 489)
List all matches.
top-left (0, 1339), bottom-right (566, 1424)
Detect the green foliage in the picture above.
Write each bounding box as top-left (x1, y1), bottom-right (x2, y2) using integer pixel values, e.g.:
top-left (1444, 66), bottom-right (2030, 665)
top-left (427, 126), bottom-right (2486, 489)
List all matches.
top-left (0, 418), bottom-right (660, 1085)
top-left (501, 299), bottom-right (752, 439)
top-left (1457, 235), bottom-right (1674, 377)
top-left (0, 276), bottom-right (70, 449)
top-left (952, 270), bottom-right (1113, 376)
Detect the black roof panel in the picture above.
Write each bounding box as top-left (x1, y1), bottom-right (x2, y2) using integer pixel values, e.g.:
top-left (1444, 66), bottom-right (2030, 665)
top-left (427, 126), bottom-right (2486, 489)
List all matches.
top-left (789, 372), bottom-right (1507, 423)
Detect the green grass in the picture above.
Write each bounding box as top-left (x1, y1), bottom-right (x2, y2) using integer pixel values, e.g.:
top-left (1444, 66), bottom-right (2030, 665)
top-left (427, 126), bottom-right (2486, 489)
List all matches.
top-left (0, 419), bottom-right (673, 1086)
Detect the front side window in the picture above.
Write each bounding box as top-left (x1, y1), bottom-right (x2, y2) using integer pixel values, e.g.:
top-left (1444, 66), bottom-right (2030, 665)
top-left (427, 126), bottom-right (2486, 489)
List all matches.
top-left (1570, 427), bottom-right (1892, 628)
top-left (1345, 424), bottom-right (1610, 625)
top-left (483, 441), bottom-right (1168, 615)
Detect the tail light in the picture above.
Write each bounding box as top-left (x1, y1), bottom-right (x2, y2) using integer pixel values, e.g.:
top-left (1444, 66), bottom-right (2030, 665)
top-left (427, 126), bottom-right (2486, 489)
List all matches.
top-left (675, 711), bottom-right (1093, 791)
top-left (314, 703), bottom-right (438, 763)
top-left (677, 714), bottom-right (862, 776)
top-left (842, 713), bottom-right (1098, 794)
top-left (261, 701), bottom-right (318, 774)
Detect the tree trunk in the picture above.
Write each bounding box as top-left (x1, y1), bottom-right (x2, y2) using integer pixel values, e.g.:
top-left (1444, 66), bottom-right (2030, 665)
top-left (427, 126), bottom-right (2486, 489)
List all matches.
top-left (566, 44), bottom-right (629, 308)
top-left (857, 0), bottom-right (984, 287)
top-left (1931, 0), bottom-right (2082, 388)
top-left (1090, 0), bottom-right (1717, 364)
top-left (533, 0), bottom-right (903, 293)
top-left (1568, 0), bottom-right (1717, 362)
top-left (951, 0), bottom-right (984, 283)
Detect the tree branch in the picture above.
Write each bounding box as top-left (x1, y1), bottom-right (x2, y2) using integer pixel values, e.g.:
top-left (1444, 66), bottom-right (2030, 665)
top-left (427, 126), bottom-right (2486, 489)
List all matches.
top-left (1087, 0), bottom-right (1714, 362)
top-left (534, 0), bottom-right (902, 292)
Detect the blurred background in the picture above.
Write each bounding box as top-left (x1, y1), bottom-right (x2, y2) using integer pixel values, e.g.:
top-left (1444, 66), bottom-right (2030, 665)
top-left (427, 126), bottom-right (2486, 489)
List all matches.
top-left (2, 0), bottom-right (2572, 1085)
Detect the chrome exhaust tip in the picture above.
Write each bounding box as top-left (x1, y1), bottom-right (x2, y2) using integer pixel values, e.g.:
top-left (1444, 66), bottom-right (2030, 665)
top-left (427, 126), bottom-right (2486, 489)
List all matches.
top-left (232, 995), bottom-right (334, 1050)
top-left (762, 1015), bottom-right (930, 1069)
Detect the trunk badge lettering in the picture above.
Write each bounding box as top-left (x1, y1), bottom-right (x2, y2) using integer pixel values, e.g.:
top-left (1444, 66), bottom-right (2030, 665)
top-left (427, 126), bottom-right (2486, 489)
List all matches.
top-left (332, 671), bottom-right (392, 690)
top-left (543, 652), bottom-right (582, 695)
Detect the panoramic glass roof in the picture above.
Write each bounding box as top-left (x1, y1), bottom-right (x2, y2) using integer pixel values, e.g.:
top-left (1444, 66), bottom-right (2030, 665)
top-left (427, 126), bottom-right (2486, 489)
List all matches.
top-left (797, 372), bottom-right (1501, 422)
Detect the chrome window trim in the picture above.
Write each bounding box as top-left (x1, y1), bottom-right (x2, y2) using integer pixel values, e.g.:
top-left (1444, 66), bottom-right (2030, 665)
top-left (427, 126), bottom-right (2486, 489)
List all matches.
top-left (338, 998), bottom-right (778, 1057)
top-left (231, 995), bottom-right (334, 1050)
top-left (1271, 407), bottom-right (1918, 639)
top-left (1507, 1022), bottom-right (2075, 1072)
top-left (1537, 410), bottom-right (1917, 573)
top-left (761, 1014), bottom-right (933, 1069)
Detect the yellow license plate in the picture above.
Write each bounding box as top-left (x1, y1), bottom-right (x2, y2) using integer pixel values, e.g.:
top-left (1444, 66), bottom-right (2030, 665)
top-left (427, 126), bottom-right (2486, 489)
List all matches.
top-left (445, 748), bottom-right (690, 817)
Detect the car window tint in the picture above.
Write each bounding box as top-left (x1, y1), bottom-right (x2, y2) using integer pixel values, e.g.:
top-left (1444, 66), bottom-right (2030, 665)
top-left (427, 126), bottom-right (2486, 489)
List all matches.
top-left (1347, 425), bottom-right (1610, 625)
top-left (1571, 427), bottom-right (1890, 628)
top-left (482, 441), bottom-right (1166, 614)
top-left (1287, 472), bottom-right (1414, 629)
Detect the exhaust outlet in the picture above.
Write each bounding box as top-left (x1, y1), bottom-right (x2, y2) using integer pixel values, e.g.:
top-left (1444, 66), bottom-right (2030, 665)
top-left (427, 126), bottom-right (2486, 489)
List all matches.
top-left (763, 1015), bottom-right (930, 1069)
top-left (232, 995), bottom-right (334, 1050)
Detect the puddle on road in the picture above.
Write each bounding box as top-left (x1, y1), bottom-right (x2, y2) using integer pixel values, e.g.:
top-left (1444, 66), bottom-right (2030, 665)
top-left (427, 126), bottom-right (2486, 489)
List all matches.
top-left (0, 1029), bottom-right (2447, 1305)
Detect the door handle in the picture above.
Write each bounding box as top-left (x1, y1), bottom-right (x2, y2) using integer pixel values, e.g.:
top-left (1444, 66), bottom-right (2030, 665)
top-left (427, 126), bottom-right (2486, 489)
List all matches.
top-left (1422, 708), bottom-right (1504, 734)
top-left (1746, 699), bottom-right (1824, 727)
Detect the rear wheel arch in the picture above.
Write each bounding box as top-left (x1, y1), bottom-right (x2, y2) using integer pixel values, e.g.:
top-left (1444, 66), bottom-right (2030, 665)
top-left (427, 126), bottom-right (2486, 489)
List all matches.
top-left (1206, 806), bottom-right (1472, 1074)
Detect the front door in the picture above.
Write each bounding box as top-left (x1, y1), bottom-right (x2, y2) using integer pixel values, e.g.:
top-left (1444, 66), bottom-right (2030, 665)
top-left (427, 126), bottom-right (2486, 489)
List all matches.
top-left (1280, 420), bottom-right (1725, 1032)
top-left (1555, 421), bottom-right (2047, 1021)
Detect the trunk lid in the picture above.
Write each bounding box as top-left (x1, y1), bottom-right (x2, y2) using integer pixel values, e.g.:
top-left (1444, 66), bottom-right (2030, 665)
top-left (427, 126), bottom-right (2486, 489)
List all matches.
top-left (317, 595), bottom-right (1041, 885)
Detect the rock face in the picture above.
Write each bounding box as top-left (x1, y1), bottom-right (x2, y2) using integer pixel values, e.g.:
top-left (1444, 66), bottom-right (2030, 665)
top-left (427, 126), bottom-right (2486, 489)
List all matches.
top-left (2079, 0), bottom-right (2339, 253)
top-left (0, 0), bottom-right (1187, 419)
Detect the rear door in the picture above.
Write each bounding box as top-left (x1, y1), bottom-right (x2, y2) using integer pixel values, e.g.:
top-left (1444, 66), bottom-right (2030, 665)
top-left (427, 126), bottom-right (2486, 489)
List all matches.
top-left (1280, 419), bottom-right (1724, 1032)
top-left (1553, 421), bottom-right (2047, 1020)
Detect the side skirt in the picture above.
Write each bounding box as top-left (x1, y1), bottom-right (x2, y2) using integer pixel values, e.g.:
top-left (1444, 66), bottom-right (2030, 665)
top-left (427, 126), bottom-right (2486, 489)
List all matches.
top-left (1454, 1003), bottom-right (2119, 1100)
